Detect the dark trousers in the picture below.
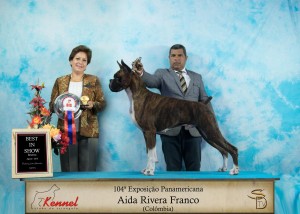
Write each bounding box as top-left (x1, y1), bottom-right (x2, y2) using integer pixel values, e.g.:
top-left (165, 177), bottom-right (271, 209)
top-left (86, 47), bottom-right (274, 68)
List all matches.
top-left (60, 134), bottom-right (98, 172)
top-left (160, 128), bottom-right (201, 171)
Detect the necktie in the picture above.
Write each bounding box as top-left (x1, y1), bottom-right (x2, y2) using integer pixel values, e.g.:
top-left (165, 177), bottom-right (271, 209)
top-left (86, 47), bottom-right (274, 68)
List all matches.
top-left (176, 71), bottom-right (187, 94)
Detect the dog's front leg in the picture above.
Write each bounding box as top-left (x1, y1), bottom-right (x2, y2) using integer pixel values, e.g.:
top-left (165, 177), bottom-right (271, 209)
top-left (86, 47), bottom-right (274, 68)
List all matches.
top-left (141, 131), bottom-right (158, 176)
top-left (141, 146), bottom-right (158, 176)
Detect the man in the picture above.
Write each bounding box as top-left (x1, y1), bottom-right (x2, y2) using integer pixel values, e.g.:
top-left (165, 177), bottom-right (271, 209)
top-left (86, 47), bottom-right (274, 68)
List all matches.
top-left (132, 44), bottom-right (215, 171)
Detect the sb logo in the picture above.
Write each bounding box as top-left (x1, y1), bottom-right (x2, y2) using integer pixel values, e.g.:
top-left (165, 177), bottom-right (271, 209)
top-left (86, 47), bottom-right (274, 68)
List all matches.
top-left (248, 189), bottom-right (267, 209)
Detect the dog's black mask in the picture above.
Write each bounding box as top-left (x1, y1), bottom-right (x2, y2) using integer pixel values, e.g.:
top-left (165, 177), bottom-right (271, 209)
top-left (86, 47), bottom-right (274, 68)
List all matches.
top-left (109, 60), bottom-right (133, 92)
top-left (109, 76), bottom-right (123, 92)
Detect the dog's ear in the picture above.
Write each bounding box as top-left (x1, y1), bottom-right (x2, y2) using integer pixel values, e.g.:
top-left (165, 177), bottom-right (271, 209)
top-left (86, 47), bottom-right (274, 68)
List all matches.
top-left (117, 61), bottom-right (122, 69)
top-left (121, 60), bottom-right (132, 73)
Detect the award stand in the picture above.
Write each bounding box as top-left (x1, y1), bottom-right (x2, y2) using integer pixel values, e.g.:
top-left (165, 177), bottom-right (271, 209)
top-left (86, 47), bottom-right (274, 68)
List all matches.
top-left (23, 171), bottom-right (278, 213)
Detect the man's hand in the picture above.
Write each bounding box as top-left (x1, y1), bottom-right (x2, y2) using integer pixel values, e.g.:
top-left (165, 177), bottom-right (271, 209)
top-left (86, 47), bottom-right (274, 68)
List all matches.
top-left (132, 57), bottom-right (144, 75)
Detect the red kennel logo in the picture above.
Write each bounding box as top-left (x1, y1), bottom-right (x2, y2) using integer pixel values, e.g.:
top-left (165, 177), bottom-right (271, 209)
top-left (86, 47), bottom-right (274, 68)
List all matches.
top-left (31, 184), bottom-right (79, 209)
top-left (248, 189), bottom-right (267, 209)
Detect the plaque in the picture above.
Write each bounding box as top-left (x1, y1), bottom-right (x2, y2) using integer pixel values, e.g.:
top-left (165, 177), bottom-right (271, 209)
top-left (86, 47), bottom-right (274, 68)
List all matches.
top-left (24, 172), bottom-right (278, 213)
top-left (12, 129), bottom-right (53, 178)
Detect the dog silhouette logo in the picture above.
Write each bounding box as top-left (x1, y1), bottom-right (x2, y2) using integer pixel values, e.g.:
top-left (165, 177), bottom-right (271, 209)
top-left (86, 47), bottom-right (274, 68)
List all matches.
top-left (248, 189), bottom-right (267, 209)
top-left (31, 184), bottom-right (60, 209)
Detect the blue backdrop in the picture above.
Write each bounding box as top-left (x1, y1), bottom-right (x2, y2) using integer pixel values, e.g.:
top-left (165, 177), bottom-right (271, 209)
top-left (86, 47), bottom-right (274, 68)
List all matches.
top-left (1, 0), bottom-right (299, 213)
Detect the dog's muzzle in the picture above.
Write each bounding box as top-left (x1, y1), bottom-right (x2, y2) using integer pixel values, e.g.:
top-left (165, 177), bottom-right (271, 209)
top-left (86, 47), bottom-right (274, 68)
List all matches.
top-left (109, 79), bottom-right (124, 92)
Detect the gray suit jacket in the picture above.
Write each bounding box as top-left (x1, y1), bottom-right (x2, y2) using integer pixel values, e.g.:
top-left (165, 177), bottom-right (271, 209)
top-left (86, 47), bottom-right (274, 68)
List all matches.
top-left (142, 68), bottom-right (213, 137)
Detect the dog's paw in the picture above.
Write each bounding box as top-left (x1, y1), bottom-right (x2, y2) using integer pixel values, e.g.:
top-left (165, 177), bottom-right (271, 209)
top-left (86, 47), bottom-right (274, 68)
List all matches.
top-left (218, 167), bottom-right (227, 172)
top-left (141, 168), bottom-right (154, 176)
top-left (229, 167), bottom-right (239, 175)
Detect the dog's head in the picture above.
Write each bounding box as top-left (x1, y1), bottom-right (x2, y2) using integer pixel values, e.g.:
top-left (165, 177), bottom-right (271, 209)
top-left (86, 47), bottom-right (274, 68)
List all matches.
top-left (109, 60), bottom-right (133, 92)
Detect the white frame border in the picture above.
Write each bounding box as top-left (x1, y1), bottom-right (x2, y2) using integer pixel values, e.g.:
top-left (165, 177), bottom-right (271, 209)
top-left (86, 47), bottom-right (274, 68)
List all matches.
top-left (12, 129), bottom-right (53, 178)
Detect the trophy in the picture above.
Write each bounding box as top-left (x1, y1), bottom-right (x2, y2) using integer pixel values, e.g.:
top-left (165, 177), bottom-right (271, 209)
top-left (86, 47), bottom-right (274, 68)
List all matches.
top-left (80, 96), bottom-right (90, 110)
top-left (54, 93), bottom-right (82, 119)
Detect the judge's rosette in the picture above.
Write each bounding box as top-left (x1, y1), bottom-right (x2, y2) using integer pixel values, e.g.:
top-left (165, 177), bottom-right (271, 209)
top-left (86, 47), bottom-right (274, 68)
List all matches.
top-left (54, 93), bottom-right (82, 145)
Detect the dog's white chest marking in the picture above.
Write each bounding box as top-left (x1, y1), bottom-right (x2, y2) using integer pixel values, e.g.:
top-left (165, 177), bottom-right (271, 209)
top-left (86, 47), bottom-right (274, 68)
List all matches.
top-left (125, 88), bottom-right (141, 129)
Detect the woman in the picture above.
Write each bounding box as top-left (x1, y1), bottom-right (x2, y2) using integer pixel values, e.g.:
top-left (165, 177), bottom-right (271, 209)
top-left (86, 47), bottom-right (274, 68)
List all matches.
top-left (49, 45), bottom-right (106, 172)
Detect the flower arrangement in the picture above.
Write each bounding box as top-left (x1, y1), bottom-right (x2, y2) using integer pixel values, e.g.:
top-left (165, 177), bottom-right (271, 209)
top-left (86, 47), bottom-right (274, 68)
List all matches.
top-left (27, 82), bottom-right (69, 155)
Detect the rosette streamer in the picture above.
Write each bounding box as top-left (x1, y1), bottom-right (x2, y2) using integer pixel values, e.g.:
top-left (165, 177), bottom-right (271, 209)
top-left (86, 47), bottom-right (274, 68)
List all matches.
top-left (64, 111), bottom-right (76, 145)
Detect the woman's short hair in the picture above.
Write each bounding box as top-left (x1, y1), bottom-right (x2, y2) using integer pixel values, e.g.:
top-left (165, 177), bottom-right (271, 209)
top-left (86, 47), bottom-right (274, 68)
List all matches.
top-left (69, 45), bottom-right (92, 64)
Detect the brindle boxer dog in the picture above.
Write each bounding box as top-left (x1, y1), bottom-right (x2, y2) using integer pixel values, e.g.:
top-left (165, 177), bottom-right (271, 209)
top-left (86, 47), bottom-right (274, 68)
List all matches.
top-left (109, 60), bottom-right (239, 176)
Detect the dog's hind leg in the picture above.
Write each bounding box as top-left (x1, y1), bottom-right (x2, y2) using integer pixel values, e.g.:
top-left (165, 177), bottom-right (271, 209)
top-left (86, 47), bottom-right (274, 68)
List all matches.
top-left (218, 153), bottom-right (228, 172)
top-left (223, 140), bottom-right (239, 175)
top-left (198, 123), bottom-right (239, 175)
top-left (215, 137), bottom-right (239, 175)
top-left (141, 131), bottom-right (158, 176)
top-left (212, 139), bottom-right (238, 175)
top-left (198, 129), bottom-right (228, 172)
top-left (207, 140), bottom-right (229, 172)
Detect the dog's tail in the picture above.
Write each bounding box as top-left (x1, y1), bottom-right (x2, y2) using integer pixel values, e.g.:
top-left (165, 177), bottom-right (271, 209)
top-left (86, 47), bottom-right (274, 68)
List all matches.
top-left (203, 96), bottom-right (212, 105)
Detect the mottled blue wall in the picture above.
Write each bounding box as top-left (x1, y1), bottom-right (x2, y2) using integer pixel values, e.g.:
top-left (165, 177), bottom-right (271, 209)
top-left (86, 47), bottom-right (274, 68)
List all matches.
top-left (1, 0), bottom-right (299, 213)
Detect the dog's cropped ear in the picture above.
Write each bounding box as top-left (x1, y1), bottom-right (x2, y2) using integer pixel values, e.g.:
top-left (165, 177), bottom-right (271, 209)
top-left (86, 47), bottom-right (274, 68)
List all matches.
top-left (117, 61), bottom-right (122, 69)
top-left (121, 60), bottom-right (132, 73)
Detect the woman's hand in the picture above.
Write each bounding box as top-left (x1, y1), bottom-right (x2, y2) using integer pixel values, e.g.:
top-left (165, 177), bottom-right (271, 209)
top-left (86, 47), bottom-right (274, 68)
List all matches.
top-left (86, 101), bottom-right (94, 109)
